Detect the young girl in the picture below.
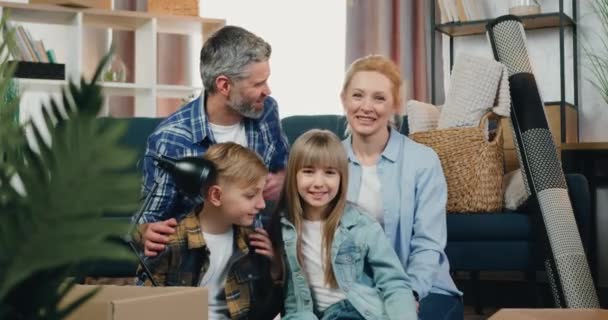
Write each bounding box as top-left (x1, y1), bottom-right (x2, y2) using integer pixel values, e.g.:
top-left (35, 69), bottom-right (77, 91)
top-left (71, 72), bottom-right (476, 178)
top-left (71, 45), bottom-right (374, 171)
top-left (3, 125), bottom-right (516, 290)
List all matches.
top-left (278, 129), bottom-right (417, 320)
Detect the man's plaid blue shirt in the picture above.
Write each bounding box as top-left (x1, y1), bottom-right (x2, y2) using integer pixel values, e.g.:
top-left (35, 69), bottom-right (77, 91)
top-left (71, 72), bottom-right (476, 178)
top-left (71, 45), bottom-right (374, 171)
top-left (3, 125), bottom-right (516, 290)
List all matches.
top-left (140, 95), bottom-right (289, 223)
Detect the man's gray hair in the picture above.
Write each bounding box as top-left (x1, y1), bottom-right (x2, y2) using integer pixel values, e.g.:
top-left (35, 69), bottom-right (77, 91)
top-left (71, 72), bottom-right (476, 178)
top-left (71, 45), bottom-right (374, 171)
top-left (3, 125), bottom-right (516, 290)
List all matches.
top-left (200, 26), bottom-right (271, 93)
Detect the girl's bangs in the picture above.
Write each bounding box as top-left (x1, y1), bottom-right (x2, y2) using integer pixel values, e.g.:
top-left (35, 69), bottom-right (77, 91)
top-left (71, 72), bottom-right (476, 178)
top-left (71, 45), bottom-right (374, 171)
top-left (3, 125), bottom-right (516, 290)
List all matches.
top-left (298, 140), bottom-right (344, 170)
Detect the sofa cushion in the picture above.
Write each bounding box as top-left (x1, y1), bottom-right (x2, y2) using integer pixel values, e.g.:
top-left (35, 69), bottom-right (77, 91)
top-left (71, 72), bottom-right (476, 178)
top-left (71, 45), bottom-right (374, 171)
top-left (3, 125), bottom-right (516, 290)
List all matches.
top-left (447, 213), bottom-right (531, 241)
top-left (406, 100), bottom-right (441, 134)
top-left (438, 54), bottom-right (510, 129)
top-left (280, 115), bottom-right (410, 144)
top-left (281, 115), bottom-right (347, 144)
top-left (503, 168), bottom-right (529, 210)
top-left (99, 117), bottom-right (163, 174)
top-left (446, 241), bottom-right (535, 270)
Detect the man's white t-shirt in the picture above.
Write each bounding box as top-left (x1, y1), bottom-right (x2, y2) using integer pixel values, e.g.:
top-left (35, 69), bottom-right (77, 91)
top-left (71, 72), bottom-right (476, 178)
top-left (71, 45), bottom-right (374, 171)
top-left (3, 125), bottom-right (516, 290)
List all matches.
top-left (209, 122), bottom-right (247, 147)
top-left (199, 229), bottom-right (234, 320)
top-left (301, 219), bottom-right (346, 312)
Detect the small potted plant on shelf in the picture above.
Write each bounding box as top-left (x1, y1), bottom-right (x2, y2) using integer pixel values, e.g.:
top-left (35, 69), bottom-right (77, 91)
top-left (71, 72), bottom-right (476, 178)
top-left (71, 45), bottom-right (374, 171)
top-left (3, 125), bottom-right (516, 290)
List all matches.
top-left (0, 12), bottom-right (138, 320)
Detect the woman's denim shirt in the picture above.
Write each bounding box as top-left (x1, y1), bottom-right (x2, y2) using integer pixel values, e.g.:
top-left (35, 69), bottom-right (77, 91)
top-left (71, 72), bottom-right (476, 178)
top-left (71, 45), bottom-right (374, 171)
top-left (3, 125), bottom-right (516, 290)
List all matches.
top-left (281, 204), bottom-right (417, 320)
top-left (343, 128), bottom-right (462, 300)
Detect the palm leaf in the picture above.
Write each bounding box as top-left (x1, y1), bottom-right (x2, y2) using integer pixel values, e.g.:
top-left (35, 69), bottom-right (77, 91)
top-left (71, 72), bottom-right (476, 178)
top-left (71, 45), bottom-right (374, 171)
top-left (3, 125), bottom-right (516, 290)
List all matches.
top-left (0, 22), bottom-right (139, 318)
top-left (56, 282), bottom-right (101, 319)
top-left (585, 0), bottom-right (608, 105)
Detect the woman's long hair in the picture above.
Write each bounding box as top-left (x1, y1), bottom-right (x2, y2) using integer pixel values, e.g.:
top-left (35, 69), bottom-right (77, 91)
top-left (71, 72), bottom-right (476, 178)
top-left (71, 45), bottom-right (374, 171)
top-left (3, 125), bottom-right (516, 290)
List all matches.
top-left (279, 129), bottom-right (349, 288)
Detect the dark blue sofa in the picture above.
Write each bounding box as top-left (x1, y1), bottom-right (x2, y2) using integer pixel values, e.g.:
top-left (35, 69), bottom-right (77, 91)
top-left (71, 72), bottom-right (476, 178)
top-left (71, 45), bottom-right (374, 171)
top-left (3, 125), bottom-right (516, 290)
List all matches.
top-left (97, 115), bottom-right (592, 310)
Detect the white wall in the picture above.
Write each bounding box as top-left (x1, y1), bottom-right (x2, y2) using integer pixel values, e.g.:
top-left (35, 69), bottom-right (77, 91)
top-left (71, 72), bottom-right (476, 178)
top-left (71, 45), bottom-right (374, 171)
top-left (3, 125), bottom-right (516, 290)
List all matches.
top-left (441, 0), bottom-right (607, 142)
top-left (199, 0), bottom-right (346, 118)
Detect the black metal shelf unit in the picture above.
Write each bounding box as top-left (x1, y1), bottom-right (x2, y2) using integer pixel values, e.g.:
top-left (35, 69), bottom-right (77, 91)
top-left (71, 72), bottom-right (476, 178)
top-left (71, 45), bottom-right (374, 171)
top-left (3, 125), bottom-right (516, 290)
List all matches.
top-left (430, 0), bottom-right (579, 143)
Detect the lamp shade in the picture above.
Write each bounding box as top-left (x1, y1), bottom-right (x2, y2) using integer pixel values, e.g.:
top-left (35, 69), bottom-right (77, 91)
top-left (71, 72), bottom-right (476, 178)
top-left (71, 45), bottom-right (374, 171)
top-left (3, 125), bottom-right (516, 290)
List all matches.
top-left (154, 155), bottom-right (216, 197)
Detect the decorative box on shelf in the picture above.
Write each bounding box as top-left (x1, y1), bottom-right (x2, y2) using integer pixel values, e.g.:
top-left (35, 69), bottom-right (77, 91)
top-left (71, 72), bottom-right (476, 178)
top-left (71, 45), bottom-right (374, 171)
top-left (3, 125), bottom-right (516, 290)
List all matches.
top-left (148, 0), bottom-right (199, 16)
top-left (10, 61), bottom-right (65, 80)
top-left (29, 0), bottom-right (111, 9)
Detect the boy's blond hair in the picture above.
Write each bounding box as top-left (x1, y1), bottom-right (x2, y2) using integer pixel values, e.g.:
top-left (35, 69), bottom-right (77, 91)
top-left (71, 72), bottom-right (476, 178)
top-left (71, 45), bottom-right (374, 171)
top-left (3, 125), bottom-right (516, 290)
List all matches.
top-left (203, 142), bottom-right (268, 189)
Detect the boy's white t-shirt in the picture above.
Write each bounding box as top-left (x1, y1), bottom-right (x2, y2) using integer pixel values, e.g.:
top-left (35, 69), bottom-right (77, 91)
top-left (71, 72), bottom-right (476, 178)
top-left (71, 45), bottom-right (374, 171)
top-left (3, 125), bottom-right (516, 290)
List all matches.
top-left (209, 122), bottom-right (247, 147)
top-left (356, 165), bottom-right (384, 225)
top-left (301, 219), bottom-right (346, 312)
top-left (199, 229), bottom-right (234, 320)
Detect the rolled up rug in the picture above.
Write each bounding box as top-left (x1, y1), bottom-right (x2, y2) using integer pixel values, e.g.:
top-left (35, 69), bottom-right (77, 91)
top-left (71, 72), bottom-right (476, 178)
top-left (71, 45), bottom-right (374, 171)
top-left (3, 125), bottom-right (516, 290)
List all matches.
top-left (486, 15), bottom-right (599, 308)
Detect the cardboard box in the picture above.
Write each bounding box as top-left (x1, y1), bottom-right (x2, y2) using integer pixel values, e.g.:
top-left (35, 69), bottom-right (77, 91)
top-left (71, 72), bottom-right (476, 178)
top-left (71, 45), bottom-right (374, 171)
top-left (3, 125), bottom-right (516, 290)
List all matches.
top-left (61, 285), bottom-right (207, 320)
top-left (490, 308), bottom-right (608, 320)
top-left (29, 0), bottom-right (112, 9)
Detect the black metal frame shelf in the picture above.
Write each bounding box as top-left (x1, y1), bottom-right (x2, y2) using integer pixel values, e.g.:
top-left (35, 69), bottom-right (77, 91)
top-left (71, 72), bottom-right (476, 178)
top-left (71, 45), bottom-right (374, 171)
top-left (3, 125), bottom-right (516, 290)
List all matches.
top-left (546, 100), bottom-right (576, 108)
top-left (435, 12), bottom-right (575, 37)
top-left (430, 0), bottom-right (579, 144)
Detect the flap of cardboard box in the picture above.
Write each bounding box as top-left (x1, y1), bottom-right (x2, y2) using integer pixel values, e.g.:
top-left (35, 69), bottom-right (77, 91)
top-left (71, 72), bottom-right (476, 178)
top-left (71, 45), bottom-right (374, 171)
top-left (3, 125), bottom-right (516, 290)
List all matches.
top-left (490, 308), bottom-right (608, 320)
top-left (62, 285), bottom-right (207, 320)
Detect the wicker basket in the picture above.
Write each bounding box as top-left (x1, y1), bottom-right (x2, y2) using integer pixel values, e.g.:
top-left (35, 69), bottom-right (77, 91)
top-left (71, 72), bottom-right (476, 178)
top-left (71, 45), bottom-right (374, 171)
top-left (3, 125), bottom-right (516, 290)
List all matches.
top-left (148, 0), bottom-right (199, 16)
top-left (410, 112), bottom-right (504, 213)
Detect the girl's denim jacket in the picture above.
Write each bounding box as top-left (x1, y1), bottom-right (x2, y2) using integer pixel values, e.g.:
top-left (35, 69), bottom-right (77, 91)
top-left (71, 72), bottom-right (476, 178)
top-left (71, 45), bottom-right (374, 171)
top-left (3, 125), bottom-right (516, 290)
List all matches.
top-left (281, 204), bottom-right (417, 320)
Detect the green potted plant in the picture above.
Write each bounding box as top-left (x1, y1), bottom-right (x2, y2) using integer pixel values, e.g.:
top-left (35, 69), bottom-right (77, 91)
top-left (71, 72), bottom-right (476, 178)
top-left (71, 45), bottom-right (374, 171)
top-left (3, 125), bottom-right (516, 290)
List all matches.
top-left (585, 0), bottom-right (608, 104)
top-left (0, 13), bottom-right (139, 320)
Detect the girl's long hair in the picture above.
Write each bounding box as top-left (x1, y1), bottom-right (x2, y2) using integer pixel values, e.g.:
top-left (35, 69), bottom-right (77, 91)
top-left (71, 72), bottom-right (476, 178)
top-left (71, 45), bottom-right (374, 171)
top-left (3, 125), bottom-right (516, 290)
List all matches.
top-left (280, 129), bottom-right (349, 288)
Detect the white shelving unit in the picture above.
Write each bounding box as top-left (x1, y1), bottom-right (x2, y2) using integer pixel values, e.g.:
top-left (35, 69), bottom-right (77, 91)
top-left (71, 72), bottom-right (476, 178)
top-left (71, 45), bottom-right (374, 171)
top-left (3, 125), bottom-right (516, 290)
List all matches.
top-left (0, 1), bottom-right (224, 118)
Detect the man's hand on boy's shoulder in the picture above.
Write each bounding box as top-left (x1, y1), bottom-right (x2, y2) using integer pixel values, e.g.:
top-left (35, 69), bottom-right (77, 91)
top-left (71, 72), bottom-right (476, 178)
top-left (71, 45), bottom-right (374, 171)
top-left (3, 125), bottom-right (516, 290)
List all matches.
top-left (142, 218), bottom-right (178, 257)
top-left (263, 170), bottom-right (285, 201)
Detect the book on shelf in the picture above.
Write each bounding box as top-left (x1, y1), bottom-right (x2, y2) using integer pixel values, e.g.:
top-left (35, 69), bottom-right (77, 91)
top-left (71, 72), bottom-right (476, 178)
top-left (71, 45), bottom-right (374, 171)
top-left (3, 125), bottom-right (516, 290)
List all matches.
top-left (8, 23), bottom-right (57, 64)
top-left (32, 40), bottom-right (49, 63)
top-left (439, 0), bottom-right (458, 23)
top-left (456, 0), bottom-right (468, 22)
top-left (15, 26), bottom-right (34, 61)
top-left (437, 0), bottom-right (486, 23)
top-left (469, 0), bottom-right (486, 21)
top-left (463, 0), bottom-right (476, 21)
top-left (24, 28), bottom-right (43, 62)
top-left (438, 0), bottom-right (449, 23)
top-left (46, 49), bottom-right (57, 63)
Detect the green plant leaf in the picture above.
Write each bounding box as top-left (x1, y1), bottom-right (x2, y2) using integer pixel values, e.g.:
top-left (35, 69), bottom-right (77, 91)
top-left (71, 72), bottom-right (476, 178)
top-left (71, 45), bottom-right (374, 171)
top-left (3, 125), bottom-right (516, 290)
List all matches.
top-left (584, 0), bottom-right (608, 105)
top-left (56, 283), bottom-right (101, 319)
top-left (0, 18), bottom-right (139, 319)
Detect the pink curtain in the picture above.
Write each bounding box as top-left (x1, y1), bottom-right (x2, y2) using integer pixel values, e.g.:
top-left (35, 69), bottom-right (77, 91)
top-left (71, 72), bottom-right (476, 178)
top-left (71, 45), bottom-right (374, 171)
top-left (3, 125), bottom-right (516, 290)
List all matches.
top-left (346, 0), bottom-right (440, 111)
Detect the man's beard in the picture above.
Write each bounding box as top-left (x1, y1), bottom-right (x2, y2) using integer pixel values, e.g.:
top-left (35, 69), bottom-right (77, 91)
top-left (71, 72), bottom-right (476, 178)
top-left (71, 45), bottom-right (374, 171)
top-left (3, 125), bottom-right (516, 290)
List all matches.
top-left (227, 92), bottom-right (264, 119)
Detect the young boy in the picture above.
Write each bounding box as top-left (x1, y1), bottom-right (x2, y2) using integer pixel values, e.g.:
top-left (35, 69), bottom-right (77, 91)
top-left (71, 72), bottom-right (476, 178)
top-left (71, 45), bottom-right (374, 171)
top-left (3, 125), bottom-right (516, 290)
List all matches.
top-left (137, 142), bottom-right (281, 320)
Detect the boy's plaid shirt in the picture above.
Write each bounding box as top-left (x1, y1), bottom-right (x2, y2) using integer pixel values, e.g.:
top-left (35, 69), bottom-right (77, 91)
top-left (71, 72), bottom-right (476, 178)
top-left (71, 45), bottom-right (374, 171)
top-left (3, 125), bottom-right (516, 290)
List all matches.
top-left (138, 212), bottom-right (258, 319)
top-left (139, 94), bottom-right (289, 223)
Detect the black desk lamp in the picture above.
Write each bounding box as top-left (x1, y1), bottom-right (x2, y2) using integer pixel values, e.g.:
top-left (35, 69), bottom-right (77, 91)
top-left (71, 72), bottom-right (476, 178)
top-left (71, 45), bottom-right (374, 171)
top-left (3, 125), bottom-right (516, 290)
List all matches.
top-left (125, 155), bottom-right (216, 286)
